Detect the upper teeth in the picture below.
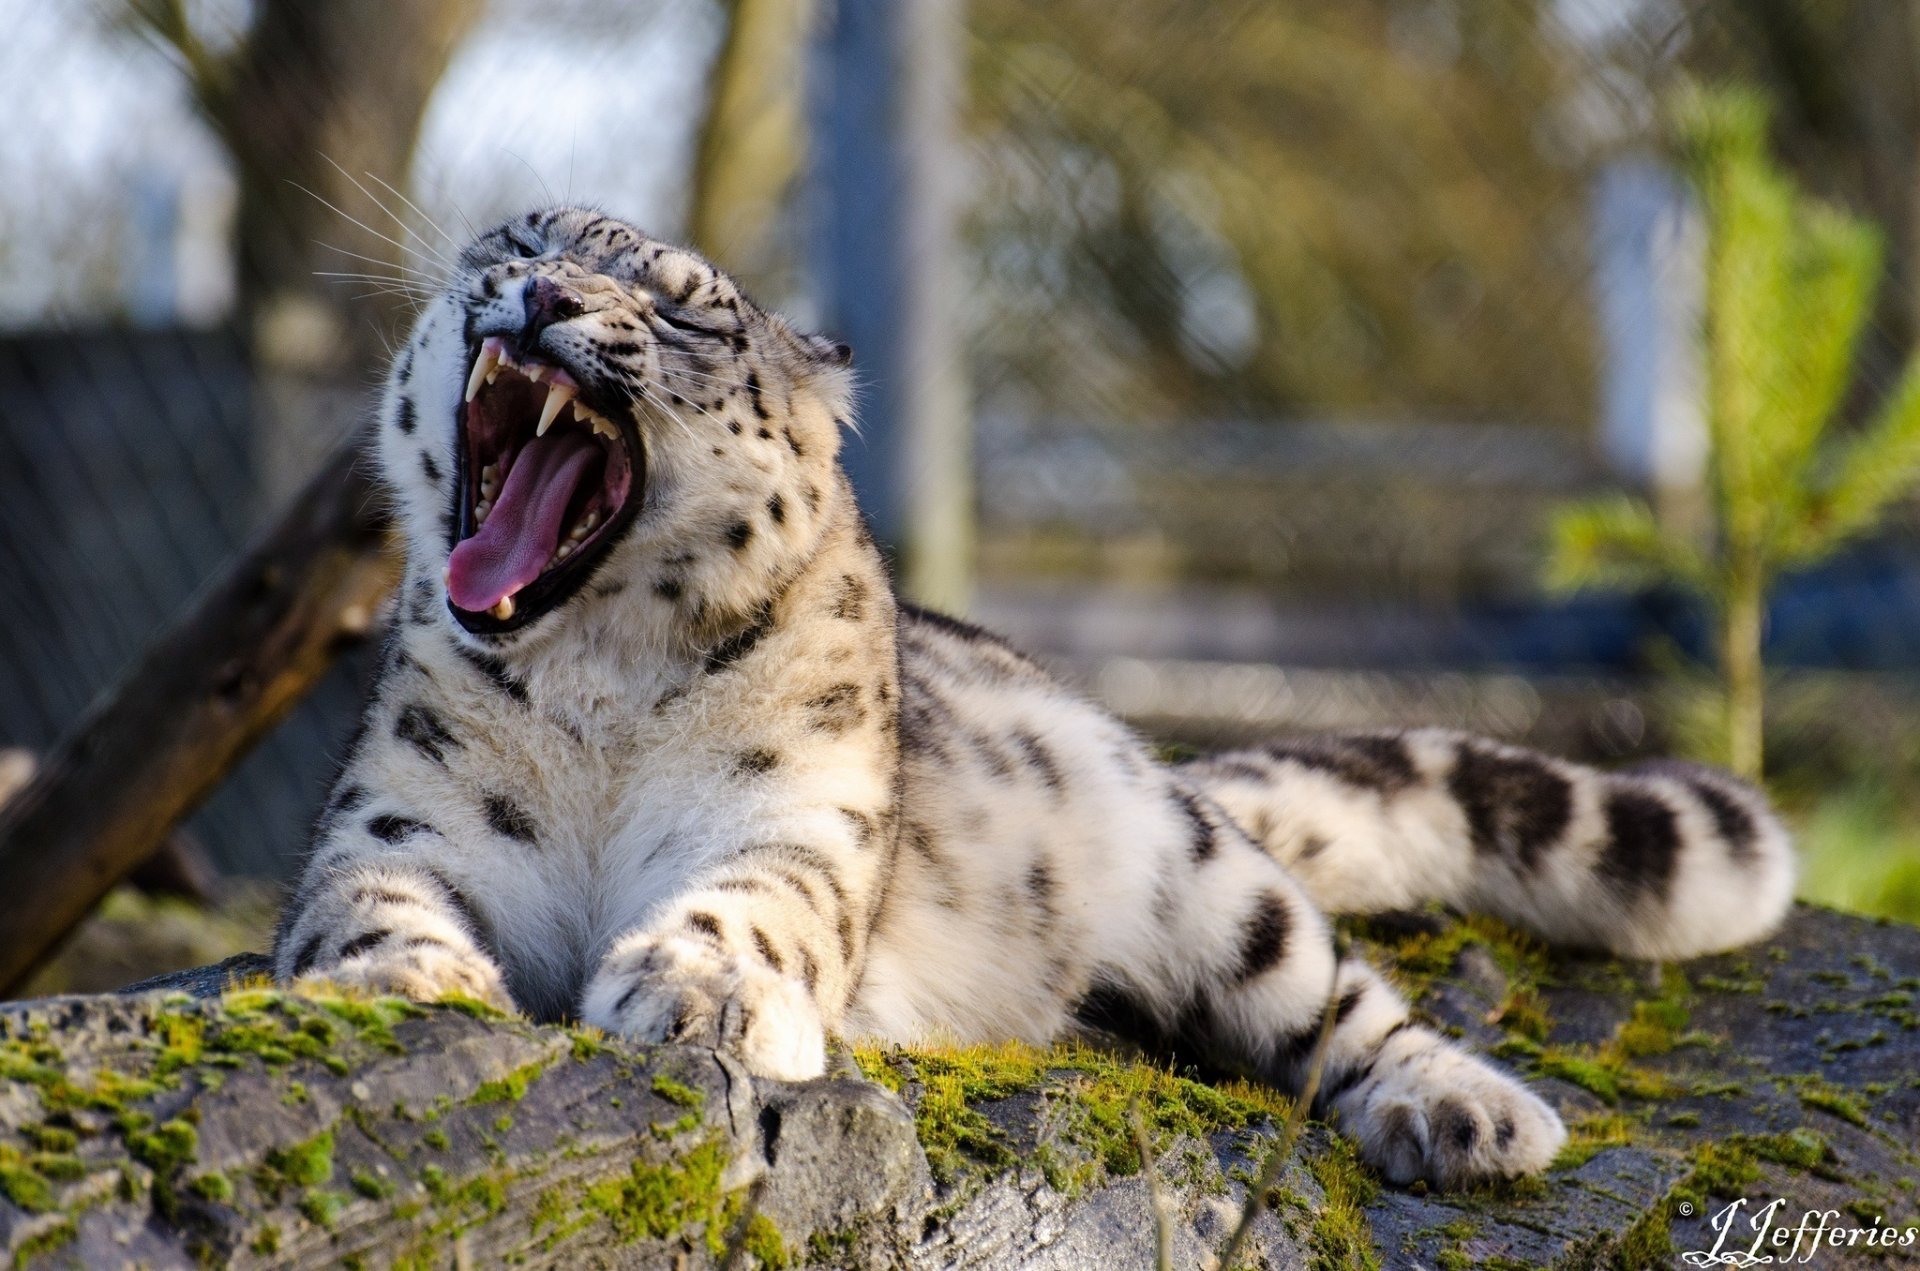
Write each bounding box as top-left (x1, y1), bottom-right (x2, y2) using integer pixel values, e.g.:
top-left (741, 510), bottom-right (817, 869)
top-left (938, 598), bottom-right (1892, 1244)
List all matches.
top-left (466, 340), bottom-right (622, 443)
top-left (536, 382), bottom-right (577, 436)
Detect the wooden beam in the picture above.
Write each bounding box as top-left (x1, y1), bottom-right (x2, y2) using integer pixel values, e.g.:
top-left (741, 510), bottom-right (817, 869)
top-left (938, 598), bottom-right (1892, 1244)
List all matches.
top-left (0, 426), bottom-right (398, 996)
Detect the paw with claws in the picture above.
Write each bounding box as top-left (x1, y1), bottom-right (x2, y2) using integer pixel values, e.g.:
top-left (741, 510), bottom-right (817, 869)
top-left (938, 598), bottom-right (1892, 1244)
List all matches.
top-left (581, 933), bottom-right (825, 1082)
top-left (295, 934), bottom-right (515, 1015)
top-left (1331, 1027), bottom-right (1565, 1188)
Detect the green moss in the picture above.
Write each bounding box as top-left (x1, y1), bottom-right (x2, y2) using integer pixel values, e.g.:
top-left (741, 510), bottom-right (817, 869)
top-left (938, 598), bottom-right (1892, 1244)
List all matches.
top-left (494, 1114), bottom-right (514, 1134)
top-left (19, 1126), bottom-right (75, 1154)
top-left (569, 1029), bottom-right (609, 1062)
top-left (262, 1129), bottom-right (335, 1191)
top-left (1746, 1128), bottom-right (1839, 1177)
top-left (351, 1168), bottom-right (394, 1200)
top-left (1614, 969), bottom-right (1692, 1058)
top-left (439, 993), bottom-right (508, 1021)
top-left (738, 1210), bottom-right (789, 1269)
top-left (1797, 1082), bottom-right (1870, 1127)
top-left (12, 1218), bottom-right (76, 1269)
top-left (853, 1040), bottom-right (1290, 1193)
top-left (585, 1139), bottom-right (731, 1244)
top-left (650, 1074), bottom-right (705, 1109)
top-left (190, 1171), bottom-right (234, 1203)
top-left (1551, 1113), bottom-right (1633, 1170)
top-left (0, 1159), bottom-right (55, 1212)
top-left (300, 1189), bottom-right (348, 1227)
top-left (423, 1128), bottom-right (451, 1151)
top-left (1305, 1136), bottom-right (1381, 1271)
top-left (128, 1118), bottom-right (198, 1175)
top-left (470, 1059), bottom-right (548, 1104)
top-left (249, 1223), bottom-right (282, 1256)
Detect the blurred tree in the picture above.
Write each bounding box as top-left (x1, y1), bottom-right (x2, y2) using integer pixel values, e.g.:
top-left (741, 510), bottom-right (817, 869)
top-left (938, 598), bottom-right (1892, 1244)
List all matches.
top-left (966, 0), bottom-right (1599, 428)
top-left (689, 0), bottom-right (812, 294)
top-left (125, 0), bottom-right (480, 495)
top-left (1547, 86), bottom-right (1920, 779)
top-left (1670, 1), bottom-right (1920, 394)
top-left (126, 0), bottom-right (479, 371)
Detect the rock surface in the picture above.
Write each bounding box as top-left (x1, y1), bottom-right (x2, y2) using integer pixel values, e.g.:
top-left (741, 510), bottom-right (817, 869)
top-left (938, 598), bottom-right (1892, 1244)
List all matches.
top-left (0, 904), bottom-right (1915, 1269)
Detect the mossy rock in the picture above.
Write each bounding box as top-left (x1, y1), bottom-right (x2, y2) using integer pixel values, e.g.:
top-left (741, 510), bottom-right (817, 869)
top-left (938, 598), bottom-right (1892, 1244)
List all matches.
top-left (2, 903), bottom-right (1917, 1268)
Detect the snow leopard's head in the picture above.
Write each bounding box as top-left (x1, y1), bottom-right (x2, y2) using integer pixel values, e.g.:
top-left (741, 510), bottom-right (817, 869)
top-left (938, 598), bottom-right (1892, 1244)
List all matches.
top-left (378, 207), bottom-right (853, 643)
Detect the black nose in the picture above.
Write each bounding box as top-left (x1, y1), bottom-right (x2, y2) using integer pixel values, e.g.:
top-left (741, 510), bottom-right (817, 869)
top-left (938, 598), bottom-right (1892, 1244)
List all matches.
top-left (521, 275), bottom-right (584, 340)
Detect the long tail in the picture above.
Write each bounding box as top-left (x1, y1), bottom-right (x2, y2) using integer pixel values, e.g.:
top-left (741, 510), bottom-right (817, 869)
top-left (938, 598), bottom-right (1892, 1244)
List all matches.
top-left (1180, 729), bottom-right (1795, 960)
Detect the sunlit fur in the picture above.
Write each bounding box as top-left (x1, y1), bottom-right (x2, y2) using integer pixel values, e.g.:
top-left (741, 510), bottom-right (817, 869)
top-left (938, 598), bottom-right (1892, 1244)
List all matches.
top-left (274, 207), bottom-right (1795, 1189)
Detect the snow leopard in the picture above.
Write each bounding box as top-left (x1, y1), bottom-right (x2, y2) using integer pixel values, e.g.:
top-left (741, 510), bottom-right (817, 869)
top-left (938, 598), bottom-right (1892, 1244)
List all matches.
top-left (274, 206), bottom-right (1796, 1190)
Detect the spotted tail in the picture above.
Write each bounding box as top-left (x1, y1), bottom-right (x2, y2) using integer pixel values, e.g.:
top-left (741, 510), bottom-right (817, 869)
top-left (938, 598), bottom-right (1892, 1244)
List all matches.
top-left (1180, 729), bottom-right (1795, 961)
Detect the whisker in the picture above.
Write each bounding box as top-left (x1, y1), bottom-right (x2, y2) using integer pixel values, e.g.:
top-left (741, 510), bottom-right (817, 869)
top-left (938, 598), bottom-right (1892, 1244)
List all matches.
top-left (290, 180), bottom-right (450, 278)
top-left (320, 155), bottom-right (452, 270)
top-left (363, 170), bottom-right (461, 250)
top-left (313, 241), bottom-right (439, 284)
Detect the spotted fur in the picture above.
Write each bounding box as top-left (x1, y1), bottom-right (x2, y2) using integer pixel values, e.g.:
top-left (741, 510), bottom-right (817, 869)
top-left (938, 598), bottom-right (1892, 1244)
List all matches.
top-left (274, 207), bottom-right (1796, 1189)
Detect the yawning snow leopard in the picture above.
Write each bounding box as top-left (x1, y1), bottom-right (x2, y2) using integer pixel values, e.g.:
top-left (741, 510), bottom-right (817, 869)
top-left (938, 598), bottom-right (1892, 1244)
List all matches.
top-left (275, 206), bottom-right (1796, 1189)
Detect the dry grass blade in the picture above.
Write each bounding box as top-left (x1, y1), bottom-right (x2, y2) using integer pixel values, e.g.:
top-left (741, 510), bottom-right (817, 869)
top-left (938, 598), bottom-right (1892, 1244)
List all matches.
top-left (1208, 934), bottom-right (1349, 1271)
top-left (1129, 1097), bottom-right (1176, 1271)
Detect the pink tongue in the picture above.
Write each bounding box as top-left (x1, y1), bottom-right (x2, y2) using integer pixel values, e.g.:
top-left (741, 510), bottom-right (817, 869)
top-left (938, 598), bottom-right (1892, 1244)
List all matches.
top-left (447, 431), bottom-right (602, 612)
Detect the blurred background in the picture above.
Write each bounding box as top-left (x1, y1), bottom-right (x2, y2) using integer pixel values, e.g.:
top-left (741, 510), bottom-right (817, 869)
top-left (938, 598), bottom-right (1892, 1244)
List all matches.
top-left (5, 0), bottom-right (1920, 994)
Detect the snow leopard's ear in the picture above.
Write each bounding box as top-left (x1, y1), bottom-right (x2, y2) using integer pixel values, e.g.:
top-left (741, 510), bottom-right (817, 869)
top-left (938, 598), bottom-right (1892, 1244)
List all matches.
top-left (802, 333), bottom-right (854, 368)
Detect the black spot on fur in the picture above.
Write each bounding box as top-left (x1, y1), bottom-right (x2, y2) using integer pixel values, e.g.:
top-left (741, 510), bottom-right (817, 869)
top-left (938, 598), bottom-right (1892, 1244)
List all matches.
top-left (1266, 734), bottom-right (1418, 795)
top-left (783, 427), bottom-right (804, 457)
top-left (806, 683), bottom-right (866, 735)
top-left (395, 348), bottom-right (414, 384)
top-left (339, 929), bottom-right (390, 961)
top-left (752, 928), bottom-right (783, 972)
top-left (367, 813), bottom-right (433, 844)
top-left (745, 370), bottom-right (770, 418)
top-left (420, 450), bottom-right (441, 484)
top-left (655, 577), bottom-right (684, 601)
top-left (704, 602), bottom-right (775, 674)
top-left (687, 912), bottom-right (724, 943)
top-left (1027, 861), bottom-right (1057, 920)
top-left (407, 578), bottom-right (435, 625)
top-left (1073, 983), bottom-right (1168, 1050)
top-left (726, 521), bottom-right (754, 550)
top-left (837, 914), bottom-right (856, 961)
top-left (395, 703), bottom-right (459, 765)
top-left (1173, 789), bottom-right (1217, 862)
top-left (767, 493), bottom-right (785, 524)
top-left (1688, 780), bottom-right (1758, 859)
top-left (736, 748), bottom-right (781, 775)
top-left (421, 867), bottom-right (497, 957)
top-left (799, 949), bottom-right (820, 991)
top-left (1014, 732), bottom-right (1064, 791)
top-left (1234, 893), bottom-right (1290, 984)
top-left (457, 647), bottom-right (529, 704)
top-left (1599, 787), bottom-right (1682, 904)
top-left (1297, 834), bottom-right (1330, 861)
top-left (838, 807), bottom-right (877, 849)
top-left (484, 795), bottom-right (539, 844)
top-left (1635, 761), bottom-right (1759, 860)
top-left (351, 886), bottom-right (421, 909)
top-left (395, 396), bottom-right (416, 434)
top-left (830, 574), bottom-right (868, 621)
top-left (1333, 982), bottom-right (1366, 1026)
top-left (290, 933), bottom-right (326, 977)
top-left (1447, 742), bottom-right (1574, 871)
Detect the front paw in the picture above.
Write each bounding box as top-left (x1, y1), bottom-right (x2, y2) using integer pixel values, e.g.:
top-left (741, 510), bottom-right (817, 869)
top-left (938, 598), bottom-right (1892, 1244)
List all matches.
top-left (581, 934), bottom-right (825, 1082)
top-left (296, 936), bottom-right (514, 1014)
top-left (1333, 1030), bottom-right (1565, 1188)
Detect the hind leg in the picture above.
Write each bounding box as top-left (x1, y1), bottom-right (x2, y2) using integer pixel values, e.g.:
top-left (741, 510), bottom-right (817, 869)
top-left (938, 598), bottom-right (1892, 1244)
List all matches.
top-left (1081, 784), bottom-right (1565, 1188)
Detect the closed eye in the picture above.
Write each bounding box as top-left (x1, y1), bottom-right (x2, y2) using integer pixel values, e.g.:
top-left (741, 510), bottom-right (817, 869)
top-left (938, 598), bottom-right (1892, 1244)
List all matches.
top-left (656, 309), bottom-right (730, 339)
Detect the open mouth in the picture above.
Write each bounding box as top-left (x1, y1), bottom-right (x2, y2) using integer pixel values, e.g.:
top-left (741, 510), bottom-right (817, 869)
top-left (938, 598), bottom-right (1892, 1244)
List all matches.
top-left (445, 336), bottom-right (641, 631)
